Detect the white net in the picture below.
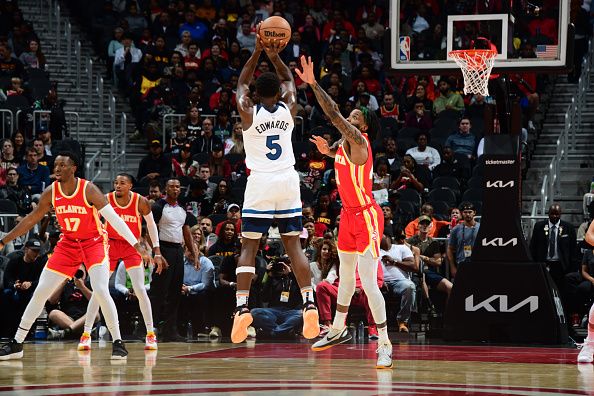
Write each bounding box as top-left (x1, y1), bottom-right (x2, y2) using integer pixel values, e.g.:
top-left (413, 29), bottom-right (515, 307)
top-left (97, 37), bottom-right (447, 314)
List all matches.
top-left (449, 50), bottom-right (497, 96)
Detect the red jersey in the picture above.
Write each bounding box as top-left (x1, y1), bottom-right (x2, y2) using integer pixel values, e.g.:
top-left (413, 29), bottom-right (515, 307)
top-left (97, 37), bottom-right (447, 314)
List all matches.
top-left (52, 178), bottom-right (105, 240)
top-left (380, 105), bottom-right (400, 120)
top-left (334, 134), bottom-right (375, 209)
top-left (105, 192), bottom-right (142, 241)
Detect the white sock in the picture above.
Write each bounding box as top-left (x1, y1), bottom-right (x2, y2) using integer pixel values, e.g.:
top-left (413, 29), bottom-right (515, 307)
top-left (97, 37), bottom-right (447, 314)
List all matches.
top-left (301, 286), bottom-right (314, 304)
top-left (236, 290), bottom-right (249, 307)
top-left (332, 311), bottom-right (347, 330)
top-left (128, 266), bottom-right (154, 333)
top-left (377, 325), bottom-right (390, 344)
top-left (15, 269), bottom-right (66, 343)
top-left (88, 264), bottom-right (122, 341)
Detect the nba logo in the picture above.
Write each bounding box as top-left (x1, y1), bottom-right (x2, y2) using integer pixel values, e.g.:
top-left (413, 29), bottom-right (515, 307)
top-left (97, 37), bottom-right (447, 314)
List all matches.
top-left (400, 36), bottom-right (411, 61)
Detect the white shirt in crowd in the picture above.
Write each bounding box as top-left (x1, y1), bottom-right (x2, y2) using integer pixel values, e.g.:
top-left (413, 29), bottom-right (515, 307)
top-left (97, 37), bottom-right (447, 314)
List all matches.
top-left (309, 263), bottom-right (338, 289)
top-left (379, 244), bottom-right (413, 282)
top-left (405, 146), bottom-right (441, 170)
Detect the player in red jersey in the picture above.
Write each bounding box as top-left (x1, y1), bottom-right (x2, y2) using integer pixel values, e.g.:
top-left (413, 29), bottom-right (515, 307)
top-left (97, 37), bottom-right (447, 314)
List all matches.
top-left (0, 152), bottom-right (143, 361)
top-left (79, 173), bottom-right (166, 351)
top-left (297, 56), bottom-right (392, 369)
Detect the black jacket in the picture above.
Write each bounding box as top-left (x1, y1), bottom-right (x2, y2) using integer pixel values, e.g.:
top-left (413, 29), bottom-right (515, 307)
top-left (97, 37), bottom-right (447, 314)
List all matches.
top-left (529, 220), bottom-right (578, 272)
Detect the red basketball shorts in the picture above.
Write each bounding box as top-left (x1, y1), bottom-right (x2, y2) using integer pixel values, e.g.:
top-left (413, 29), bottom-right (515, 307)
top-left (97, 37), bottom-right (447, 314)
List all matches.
top-left (337, 203), bottom-right (384, 258)
top-left (108, 239), bottom-right (142, 272)
top-left (46, 234), bottom-right (109, 278)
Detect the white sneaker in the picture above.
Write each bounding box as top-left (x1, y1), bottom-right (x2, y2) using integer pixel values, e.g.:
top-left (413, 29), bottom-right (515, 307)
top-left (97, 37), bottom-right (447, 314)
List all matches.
top-left (247, 326), bottom-right (256, 339)
top-left (578, 340), bottom-right (594, 363)
top-left (209, 326), bottom-right (222, 339)
top-left (311, 327), bottom-right (352, 351)
top-left (77, 332), bottom-right (92, 351)
top-left (376, 342), bottom-right (393, 369)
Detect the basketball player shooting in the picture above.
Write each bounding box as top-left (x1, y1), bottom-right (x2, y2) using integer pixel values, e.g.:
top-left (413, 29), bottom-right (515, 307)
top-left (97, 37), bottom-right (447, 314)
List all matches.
top-left (296, 56), bottom-right (392, 369)
top-left (0, 152), bottom-right (143, 360)
top-left (78, 173), bottom-right (166, 352)
top-left (231, 27), bottom-right (319, 344)
top-left (578, 221), bottom-right (594, 363)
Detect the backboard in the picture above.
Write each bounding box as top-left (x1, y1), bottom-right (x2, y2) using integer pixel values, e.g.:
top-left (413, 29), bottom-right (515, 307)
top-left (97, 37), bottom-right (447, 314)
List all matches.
top-left (390, 0), bottom-right (572, 73)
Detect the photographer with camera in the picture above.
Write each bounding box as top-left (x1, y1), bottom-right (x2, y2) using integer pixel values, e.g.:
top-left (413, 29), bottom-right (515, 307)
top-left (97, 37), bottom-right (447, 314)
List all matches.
top-left (250, 255), bottom-right (304, 339)
top-left (1, 239), bottom-right (45, 337)
top-left (45, 265), bottom-right (98, 340)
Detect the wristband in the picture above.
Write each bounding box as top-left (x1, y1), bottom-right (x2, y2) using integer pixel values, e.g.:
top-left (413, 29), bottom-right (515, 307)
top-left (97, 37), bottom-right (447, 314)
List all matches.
top-left (154, 254), bottom-right (162, 258)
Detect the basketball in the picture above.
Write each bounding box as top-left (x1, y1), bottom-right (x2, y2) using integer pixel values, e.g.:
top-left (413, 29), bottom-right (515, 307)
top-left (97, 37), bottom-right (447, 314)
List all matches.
top-left (259, 16), bottom-right (291, 50)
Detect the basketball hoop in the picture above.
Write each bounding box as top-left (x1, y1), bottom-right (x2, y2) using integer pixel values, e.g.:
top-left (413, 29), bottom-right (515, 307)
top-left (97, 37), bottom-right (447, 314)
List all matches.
top-left (449, 49), bottom-right (497, 96)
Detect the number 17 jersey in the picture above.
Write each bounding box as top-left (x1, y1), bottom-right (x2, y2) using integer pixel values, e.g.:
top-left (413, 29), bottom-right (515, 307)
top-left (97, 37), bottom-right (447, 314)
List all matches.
top-left (243, 102), bottom-right (295, 172)
top-left (52, 178), bottom-right (105, 241)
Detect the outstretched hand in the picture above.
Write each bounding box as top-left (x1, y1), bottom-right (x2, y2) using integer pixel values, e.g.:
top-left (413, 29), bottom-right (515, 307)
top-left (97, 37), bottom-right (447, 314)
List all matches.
top-left (309, 135), bottom-right (331, 155)
top-left (295, 55), bottom-right (316, 85)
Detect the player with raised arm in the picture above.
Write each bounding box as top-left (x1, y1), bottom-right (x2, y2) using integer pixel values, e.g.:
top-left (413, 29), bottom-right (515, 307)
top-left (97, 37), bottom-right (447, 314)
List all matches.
top-left (78, 173), bottom-right (167, 351)
top-left (231, 28), bottom-right (319, 344)
top-left (0, 152), bottom-right (143, 360)
top-left (296, 56), bottom-right (392, 368)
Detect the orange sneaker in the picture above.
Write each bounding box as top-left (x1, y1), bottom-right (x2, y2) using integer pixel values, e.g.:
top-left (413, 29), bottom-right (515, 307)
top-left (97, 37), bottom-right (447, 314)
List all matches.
top-left (302, 303), bottom-right (320, 339)
top-left (145, 331), bottom-right (158, 350)
top-left (398, 322), bottom-right (409, 333)
top-left (231, 305), bottom-right (253, 343)
top-left (77, 332), bottom-right (91, 351)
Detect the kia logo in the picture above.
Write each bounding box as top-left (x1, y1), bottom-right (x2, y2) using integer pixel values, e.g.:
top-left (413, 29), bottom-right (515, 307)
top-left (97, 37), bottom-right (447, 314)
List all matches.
top-left (465, 295), bottom-right (539, 313)
top-left (481, 237), bottom-right (518, 247)
top-left (486, 180), bottom-right (514, 188)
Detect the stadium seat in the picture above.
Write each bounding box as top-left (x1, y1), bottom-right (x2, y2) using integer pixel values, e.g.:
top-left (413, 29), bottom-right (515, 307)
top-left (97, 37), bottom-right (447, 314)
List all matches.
top-left (432, 176), bottom-right (460, 192)
top-left (462, 188), bottom-right (484, 202)
top-left (467, 176), bottom-right (484, 189)
top-left (398, 188), bottom-right (421, 212)
top-left (427, 187), bottom-right (457, 207)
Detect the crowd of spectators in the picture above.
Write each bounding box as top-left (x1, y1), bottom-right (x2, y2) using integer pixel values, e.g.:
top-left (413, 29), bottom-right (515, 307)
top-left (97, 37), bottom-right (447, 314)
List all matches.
top-left (0, 0), bottom-right (593, 341)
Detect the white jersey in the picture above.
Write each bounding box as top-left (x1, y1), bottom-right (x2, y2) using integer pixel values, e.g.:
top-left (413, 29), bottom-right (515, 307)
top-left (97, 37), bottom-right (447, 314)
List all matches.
top-left (243, 102), bottom-right (295, 172)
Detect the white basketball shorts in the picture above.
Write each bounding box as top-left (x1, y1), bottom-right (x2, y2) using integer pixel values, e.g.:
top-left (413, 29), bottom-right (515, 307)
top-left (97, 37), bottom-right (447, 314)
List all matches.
top-left (241, 168), bottom-right (302, 239)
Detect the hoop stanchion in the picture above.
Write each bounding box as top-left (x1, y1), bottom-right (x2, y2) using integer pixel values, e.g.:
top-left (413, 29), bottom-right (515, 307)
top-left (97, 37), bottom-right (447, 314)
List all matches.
top-left (449, 49), bottom-right (497, 96)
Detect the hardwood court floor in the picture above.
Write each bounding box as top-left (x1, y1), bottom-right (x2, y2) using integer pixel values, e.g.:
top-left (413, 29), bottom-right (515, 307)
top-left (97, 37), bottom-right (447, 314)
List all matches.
top-left (0, 339), bottom-right (592, 395)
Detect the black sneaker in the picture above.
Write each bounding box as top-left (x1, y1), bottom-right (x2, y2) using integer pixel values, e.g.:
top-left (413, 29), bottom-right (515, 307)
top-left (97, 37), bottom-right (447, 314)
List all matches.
top-left (0, 339), bottom-right (23, 360)
top-left (111, 339), bottom-right (128, 360)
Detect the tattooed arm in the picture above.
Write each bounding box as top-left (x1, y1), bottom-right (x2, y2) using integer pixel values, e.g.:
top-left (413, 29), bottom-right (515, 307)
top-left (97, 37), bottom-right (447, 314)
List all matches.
top-left (310, 81), bottom-right (365, 147)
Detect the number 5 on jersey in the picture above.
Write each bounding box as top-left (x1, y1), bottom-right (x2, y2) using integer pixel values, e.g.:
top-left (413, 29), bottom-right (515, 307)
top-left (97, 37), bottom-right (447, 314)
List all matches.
top-left (266, 135), bottom-right (282, 160)
top-left (64, 218), bottom-right (81, 232)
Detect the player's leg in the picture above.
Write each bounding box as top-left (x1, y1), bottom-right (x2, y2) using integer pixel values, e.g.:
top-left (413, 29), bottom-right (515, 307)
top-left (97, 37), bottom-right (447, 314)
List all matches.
top-left (578, 303), bottom-right (594, 363)
top-left (281, 233), bottom-right (319, 339)
top-left (277, 169), bottom-right (319, 338)
top-left (79, 253), bottom-right (119, 350)
top-left (127, 262), bottom-right (157, 349)
top-left (87, 262), bottom-right (127, 359)
top-left (311, 251), bottom-right (357, 351)
top-left (233, 171), bottom-right (272, 343)
top-left (0, 268), bottom-right (67, 360)
top-left (231, 236), bottom-right (259, 343)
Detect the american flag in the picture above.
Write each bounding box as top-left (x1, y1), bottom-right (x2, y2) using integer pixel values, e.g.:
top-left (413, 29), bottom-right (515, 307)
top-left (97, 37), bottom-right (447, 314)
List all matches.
top-left (535, 45), bottom-right (558, 59)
